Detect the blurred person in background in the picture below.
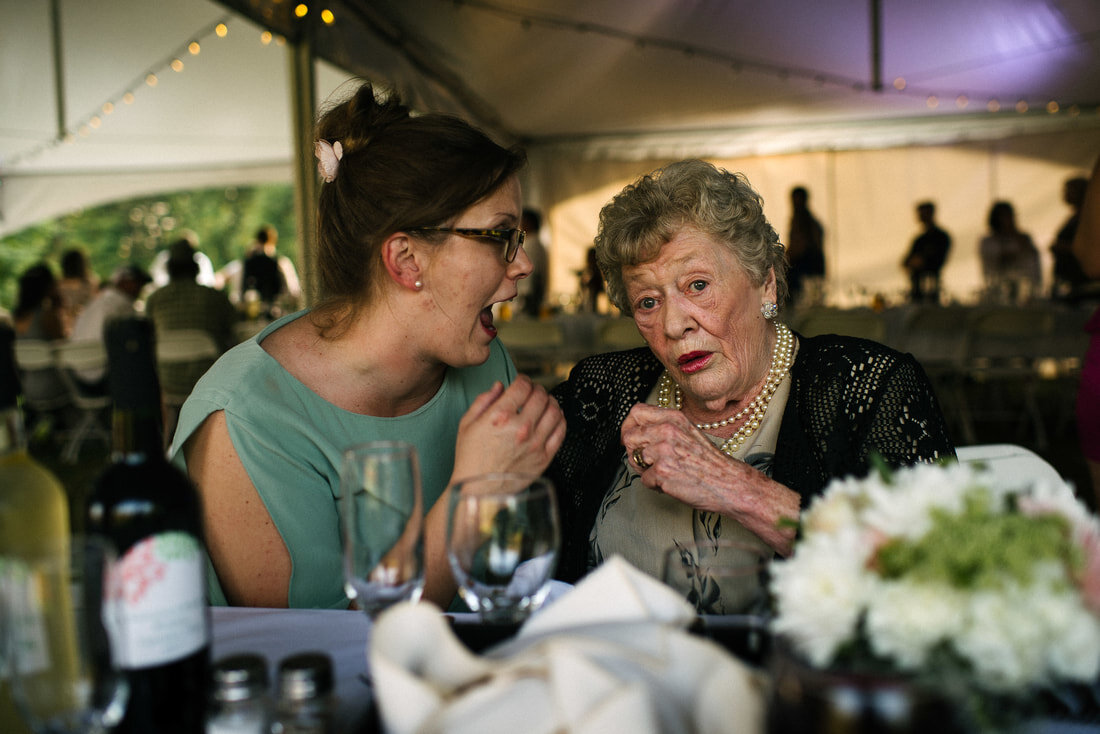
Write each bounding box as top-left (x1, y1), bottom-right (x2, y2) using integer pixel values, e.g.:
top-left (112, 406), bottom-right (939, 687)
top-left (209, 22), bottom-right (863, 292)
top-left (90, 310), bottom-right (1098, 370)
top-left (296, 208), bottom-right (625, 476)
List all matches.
top-left (145, 237), bottom-right (238, 411)
top-left (979, 200), bottom-right (1041, 303)
top-left (901, 201), bottom-right (951, 303)
top-left (70, 263), bottom-right (152, 388)
top-left (1072, 156), bottom-right (1100, 508)
top-left (56, 247), bottom-right (100, 334)
top-left (150, 229), bottom-right (217, 288)
top-left (518, 208), bottom-right (549, 317)
top-left (1051, 176), bottom-right (1093, 302)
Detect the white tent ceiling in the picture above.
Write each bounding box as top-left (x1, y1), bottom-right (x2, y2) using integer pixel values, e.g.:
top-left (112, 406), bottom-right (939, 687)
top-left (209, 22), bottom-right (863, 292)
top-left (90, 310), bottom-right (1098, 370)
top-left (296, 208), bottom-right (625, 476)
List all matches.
top-left (2, 0), bottom-right (1100, 302)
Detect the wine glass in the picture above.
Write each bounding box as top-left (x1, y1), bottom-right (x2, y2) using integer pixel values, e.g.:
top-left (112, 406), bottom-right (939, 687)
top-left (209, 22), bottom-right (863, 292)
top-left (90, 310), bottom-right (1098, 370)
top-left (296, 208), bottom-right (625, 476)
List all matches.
top-left (661, 539), bottom-right (772, 616)
top-left (446, 474), bottom-right (560, 624)
top-left (1, 535), bottom-right (128, 734)
top-left (340, 441), bottom-right (425, 618)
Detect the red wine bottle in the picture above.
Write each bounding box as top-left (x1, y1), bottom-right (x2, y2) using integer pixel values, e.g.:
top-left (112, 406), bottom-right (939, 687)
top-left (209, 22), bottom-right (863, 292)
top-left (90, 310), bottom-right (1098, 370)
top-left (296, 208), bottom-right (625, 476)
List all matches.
top-left (86, 317), bottom-right (209, 734)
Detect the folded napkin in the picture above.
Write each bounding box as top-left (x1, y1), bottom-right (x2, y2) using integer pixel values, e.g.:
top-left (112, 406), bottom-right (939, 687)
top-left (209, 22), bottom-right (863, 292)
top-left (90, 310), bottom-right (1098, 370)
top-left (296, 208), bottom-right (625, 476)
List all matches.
top-left (369, 555), bottom-right (765, 734)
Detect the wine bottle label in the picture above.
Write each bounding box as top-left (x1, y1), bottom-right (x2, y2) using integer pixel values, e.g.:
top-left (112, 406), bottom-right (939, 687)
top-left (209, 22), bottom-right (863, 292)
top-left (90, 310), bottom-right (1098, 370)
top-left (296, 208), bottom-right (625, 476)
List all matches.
top-left (108, 532), bottom-right (208, 668)
top-left (0, 558), bottom-right (50, 676)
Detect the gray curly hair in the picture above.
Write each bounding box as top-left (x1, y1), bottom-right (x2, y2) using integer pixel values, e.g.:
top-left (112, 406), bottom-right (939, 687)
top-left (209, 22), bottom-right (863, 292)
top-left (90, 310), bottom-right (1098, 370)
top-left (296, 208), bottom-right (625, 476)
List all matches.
top-left (594, 159), bottom-right (788, 315)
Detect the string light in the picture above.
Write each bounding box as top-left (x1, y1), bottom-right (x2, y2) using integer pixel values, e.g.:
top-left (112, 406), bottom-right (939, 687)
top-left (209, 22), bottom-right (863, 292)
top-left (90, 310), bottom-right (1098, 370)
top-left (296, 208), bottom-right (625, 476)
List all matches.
top-left (321, 9), bottom-right (335, 24)
top-left (4, 14), bottom-right (235, 167)
top-left (1047, 100), bottom-right (1060, 113)
top-left (261, 31), bottom-right (273, 45)
top-left (294, 4), bottom-right (309, 18)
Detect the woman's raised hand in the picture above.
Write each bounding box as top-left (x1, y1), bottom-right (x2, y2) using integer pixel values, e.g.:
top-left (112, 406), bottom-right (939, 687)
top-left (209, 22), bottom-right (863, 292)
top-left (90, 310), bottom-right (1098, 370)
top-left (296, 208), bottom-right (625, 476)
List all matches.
top-left (451, 376), bottom-right (566, 482)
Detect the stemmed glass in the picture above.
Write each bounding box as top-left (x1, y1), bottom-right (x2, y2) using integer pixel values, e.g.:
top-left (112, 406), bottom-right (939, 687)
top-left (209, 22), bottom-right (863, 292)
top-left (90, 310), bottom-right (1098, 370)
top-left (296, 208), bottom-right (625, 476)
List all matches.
top-left (1, 535), bottom-right (128, 734)
top-left (446, 474), bottom-right (560, 624)
top-left (340, 441), bottom-right (425, 618)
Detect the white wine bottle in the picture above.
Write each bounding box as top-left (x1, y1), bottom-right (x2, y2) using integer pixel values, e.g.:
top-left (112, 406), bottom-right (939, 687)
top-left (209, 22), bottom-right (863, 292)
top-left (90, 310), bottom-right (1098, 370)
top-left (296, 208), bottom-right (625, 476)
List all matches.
top-left (0, 326), bottom-right (75, 734)
top-left (85, 317), bottom-right (209, 734)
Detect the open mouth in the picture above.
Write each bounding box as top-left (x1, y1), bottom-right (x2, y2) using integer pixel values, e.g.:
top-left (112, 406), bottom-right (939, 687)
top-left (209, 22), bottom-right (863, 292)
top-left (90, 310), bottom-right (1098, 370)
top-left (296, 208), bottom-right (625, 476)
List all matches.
top-left (480, 307), bottom-right (497, 337)
top-left (677, 351), bottom-right (711, 373)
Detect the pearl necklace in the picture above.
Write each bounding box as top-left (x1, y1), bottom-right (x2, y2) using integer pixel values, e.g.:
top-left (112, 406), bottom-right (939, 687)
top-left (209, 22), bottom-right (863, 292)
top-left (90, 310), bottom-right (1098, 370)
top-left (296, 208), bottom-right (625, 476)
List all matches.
top-left (657, 322), bottom-right (794, 458)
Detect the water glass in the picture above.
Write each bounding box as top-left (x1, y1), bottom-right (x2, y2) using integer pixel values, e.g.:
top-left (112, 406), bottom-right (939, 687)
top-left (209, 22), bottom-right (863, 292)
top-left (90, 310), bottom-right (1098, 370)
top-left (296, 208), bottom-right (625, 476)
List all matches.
top-left (340, 441), bottom-right (425, 618)
top-left (661, 539), bottom-right (771, 616)
top-left (1, 536), bottom-right (128, 734)
top-left (446, 474), bottom-right (559, 624)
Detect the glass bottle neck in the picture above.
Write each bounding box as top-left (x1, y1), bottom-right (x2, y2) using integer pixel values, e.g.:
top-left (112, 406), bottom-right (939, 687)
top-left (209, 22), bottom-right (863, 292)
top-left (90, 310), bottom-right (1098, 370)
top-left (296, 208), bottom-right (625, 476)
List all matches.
top-left (110, 407), bottom-right (164, 463)
top-left (0, 404), bottom-right (28, 457)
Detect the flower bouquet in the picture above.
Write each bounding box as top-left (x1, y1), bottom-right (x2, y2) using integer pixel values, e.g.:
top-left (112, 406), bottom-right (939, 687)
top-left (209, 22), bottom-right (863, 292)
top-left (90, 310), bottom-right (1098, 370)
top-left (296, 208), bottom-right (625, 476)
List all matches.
top-left (769, 459), bottom-right (1100, 729)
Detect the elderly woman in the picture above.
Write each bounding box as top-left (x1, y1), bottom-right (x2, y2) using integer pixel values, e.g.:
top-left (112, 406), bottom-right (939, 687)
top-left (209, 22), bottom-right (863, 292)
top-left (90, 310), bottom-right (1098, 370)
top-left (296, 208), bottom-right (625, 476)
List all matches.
top-left (547, 160), bottom-right (954, 606)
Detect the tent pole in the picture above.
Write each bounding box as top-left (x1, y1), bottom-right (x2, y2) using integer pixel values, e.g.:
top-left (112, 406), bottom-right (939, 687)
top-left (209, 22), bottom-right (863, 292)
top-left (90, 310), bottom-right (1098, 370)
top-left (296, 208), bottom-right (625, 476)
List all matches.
top-left (870, 0), bottom-right (883, 92)
top-left (289, 36), bottom-right (318, 307)
top-left (49, 0), bottom-right (67, 139)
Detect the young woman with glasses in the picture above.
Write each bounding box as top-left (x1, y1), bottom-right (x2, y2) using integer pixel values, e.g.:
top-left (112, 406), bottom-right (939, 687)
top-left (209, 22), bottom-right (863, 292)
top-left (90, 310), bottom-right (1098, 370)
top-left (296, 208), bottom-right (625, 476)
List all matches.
top-left (169, 81), bottom-right (564, 610)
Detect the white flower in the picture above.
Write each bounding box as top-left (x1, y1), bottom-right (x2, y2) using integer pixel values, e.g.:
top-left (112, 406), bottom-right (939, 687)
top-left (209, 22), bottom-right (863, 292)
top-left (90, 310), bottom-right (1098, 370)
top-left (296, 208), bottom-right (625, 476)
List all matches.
top-left (770, 530), bottom-right (874, 667)
top-left (954, 586), bottom-right (1047, 691)
top-left (770, 460), bottom-right (1100, 693)
top-left (314, 139), bottom-right (344, 183)
top-left (864, 581), bottom-right (967, 670)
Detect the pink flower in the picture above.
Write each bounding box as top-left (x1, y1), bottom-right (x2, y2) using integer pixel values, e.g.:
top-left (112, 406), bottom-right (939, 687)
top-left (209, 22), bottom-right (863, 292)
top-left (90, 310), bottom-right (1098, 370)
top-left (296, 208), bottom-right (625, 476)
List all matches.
top-left (1077, 525), bottom-right (1100, 615)
top-left (315, 139), bottom-right (343, 183)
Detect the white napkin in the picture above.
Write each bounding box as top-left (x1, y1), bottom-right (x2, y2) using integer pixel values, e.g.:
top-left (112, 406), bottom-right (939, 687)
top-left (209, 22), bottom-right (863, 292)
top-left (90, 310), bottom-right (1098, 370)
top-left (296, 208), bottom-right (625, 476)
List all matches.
top-left (369, 555), bottom-right (765, 734)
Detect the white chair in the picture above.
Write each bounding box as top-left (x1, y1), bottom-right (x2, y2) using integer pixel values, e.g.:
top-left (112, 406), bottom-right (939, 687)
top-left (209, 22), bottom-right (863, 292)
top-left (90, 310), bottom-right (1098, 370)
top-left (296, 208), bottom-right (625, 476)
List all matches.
top-left (155, 329), bottom-right (220, 407)
top-left (955, 443), bottom-right (1063, 489)
top-left (53, 340), bottom-right (112, 463)
top-left (12, 338), bottom-right (72, 440)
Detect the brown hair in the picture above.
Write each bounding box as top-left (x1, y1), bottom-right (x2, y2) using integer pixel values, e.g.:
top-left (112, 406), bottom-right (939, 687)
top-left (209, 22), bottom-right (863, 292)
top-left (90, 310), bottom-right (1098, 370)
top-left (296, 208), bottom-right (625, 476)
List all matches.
top-left (594, 159), bottom-right (787, 314)
top-left (311, 82), bottom-right (526, 336)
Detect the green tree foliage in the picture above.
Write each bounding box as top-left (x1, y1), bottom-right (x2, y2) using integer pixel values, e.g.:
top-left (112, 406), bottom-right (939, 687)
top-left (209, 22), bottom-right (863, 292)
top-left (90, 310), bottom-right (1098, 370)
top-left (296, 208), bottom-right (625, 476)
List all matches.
top-left (0, 184), bottom-right (297, 309)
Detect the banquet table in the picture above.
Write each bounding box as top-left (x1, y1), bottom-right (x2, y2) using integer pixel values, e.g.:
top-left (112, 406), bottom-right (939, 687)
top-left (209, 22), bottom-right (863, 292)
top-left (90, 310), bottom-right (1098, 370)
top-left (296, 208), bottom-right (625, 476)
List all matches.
top-left (212, 606), bottom-right (1097, 734)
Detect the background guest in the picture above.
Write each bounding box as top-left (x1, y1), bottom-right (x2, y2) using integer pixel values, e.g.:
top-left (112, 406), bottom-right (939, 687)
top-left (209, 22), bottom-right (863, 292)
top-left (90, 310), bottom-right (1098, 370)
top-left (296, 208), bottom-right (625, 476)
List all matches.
top-left (785, 185), bottom-right (826, 306)
top-left (144, 237), bottom-right (238, 434)
top-left (56, 248), bottom-right (99, 335)
top-left (901, 201), bottom-right (951, 303)
top-left (1051, 176), bottom-right (1093, 302)
top-left (518, 208), bottom-right (549, 317)
top-left (70, 263), bottom-right (152, 386)
top-left (169, 82), bottom-right (564, 610)
top-left (12, 263), bottom-right (68, 410)
top-left (979, 200), bottom-right (1041, 302)
top-left (1072, 156), bottom-right (1100, 508)
top-left (547, 160), bottom-right (954, 609)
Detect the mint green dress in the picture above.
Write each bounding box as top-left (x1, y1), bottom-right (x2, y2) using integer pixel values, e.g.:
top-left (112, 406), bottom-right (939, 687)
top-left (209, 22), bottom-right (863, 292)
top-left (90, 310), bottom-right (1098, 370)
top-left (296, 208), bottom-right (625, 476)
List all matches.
top-left (169, 311), bottom-right (517, 609)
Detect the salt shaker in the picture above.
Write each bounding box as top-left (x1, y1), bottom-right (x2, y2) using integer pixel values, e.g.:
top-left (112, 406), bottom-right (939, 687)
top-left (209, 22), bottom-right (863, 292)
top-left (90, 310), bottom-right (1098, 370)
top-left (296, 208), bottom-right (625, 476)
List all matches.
top-left (207, 653), bottom-right (273, 734)
top-left (272, 652), bottom-right (335, 734)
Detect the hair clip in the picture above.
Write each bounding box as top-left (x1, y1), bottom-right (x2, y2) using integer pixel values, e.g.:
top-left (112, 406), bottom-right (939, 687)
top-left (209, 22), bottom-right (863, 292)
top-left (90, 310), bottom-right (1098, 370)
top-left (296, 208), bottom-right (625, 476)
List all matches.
top-left (315, 139), bottom-right (343, 183)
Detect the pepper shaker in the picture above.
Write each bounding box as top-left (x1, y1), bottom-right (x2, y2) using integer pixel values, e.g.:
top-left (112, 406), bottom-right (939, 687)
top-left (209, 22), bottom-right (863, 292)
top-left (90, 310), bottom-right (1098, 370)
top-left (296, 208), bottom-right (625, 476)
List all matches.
top-left (207, 653), bottom-right (273, 734)
top-left (272, 652), bottom-right (335, 734)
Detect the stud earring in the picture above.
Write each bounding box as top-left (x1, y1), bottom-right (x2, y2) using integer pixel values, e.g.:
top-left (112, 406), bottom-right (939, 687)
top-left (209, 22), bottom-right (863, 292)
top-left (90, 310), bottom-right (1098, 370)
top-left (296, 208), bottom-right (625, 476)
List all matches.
top-left (414, 280), bottom-right (423, 290)
top-left (761, 301), bottom-right (779, 320)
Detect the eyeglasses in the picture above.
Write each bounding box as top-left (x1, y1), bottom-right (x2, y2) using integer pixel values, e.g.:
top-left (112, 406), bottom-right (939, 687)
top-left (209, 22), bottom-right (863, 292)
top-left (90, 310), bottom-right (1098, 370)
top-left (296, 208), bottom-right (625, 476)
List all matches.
top-left (408, 227), bottom-right (525, 263)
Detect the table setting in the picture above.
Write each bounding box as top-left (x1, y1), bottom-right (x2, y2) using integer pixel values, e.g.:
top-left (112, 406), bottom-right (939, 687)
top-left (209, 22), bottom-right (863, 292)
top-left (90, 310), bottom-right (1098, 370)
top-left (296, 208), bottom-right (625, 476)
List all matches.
top-left (6, 444), bottom-right (1100, 734)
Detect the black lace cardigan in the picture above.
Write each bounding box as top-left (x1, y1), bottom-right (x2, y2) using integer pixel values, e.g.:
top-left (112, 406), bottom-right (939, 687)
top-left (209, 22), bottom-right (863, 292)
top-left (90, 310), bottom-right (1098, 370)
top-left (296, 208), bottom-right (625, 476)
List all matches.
top-left (546, 332), bottom-right (956, 583)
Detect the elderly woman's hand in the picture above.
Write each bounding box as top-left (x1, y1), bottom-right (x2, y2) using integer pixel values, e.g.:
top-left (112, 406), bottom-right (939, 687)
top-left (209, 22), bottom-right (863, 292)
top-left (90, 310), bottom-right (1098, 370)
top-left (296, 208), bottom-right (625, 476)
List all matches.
top-left (451, 375), bottom-right (566, 482)
top-left (621, 403), bottom-right (799, 555)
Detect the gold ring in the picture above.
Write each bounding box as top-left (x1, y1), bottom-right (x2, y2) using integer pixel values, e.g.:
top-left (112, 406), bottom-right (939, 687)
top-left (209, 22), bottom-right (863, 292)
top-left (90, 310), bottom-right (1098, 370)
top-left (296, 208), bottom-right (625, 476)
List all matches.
top-left (632, 447), bottom-right (651, 470)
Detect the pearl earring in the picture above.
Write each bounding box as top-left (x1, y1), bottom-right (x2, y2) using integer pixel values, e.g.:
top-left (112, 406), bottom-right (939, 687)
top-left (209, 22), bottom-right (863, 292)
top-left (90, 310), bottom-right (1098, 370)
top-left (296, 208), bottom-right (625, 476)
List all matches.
top-left (414, 280), bottom-right (423, 290)
top-left (761, 301), bottom-right (779, 320)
